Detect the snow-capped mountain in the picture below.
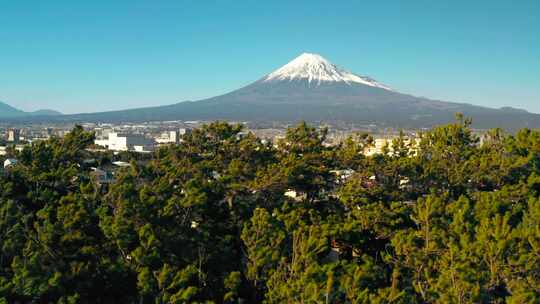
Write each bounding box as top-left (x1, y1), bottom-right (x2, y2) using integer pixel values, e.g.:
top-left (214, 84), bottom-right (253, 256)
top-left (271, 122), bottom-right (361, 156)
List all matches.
top-left (15, 53), bottom-right (540, 130)
top-left (262, 53), bottom-right (392, 90)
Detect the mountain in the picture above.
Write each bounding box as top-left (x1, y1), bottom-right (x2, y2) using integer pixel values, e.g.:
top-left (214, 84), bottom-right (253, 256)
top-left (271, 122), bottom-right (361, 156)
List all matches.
top-left (30, 109), bottom-right (63, 116)
top-left (10, 53), bottom-right (540, 130)
top-left (0, 101), bottom-right (62, 118)
top-left (0, 101), bottom-right (26, 117)
top-left (262, 53), bottom-right (392, 90)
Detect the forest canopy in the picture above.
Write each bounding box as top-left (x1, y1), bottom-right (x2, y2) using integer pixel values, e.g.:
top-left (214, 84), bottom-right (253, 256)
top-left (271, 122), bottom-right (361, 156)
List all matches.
top-left (1, 119), bottom-right (540, 303)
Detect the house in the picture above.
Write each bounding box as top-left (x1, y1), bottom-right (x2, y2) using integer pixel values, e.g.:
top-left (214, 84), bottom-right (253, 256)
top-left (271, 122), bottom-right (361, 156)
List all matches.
top-left (364, 137), bottom-right (421, 156)
top-left (156, 129), bottom-right (192, 145)
top-left (90, 167), bottom-right (115, 185)
top-left (284, 189), bottom-right (307, 201)
top-left (112, 161), bottom-right (131, 168)
top-left (3, 158), bottom-right (18, 168)
top-left (330, 169), bottom-right (355, 182)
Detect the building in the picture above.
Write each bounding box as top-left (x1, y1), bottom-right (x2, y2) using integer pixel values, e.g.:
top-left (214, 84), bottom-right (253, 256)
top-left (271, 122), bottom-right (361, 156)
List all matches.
top-left (3, 158), bottom-right (18, 168)
top-left (169, 130), bottom-right (179, 143)
top-left (94, 127), bottom-right (113, 139)
top-left (112, 161), bottom-right (131, 167)
top-left (179, 128), bottom-right (191, 136)
top-left (155, 130), bottom-right (180, 144)
top-left (95, 132), bottom-right (154, 152)
top-left (330, 169), bottom-right (355, 182)
top-left (7, 129), bottom-right (20, 142)
top-left (364, 137), bottom-right (420, 156)
top-left (155, 128), bottom-right (191, 145)
top-left (90, 167), bottom-right (115, 185)
top-left (284, 189), bottom-right (307, 201)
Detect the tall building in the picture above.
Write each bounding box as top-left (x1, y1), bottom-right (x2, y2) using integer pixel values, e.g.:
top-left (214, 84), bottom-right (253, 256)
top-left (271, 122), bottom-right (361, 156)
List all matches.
top-left (168, 130), bottom-right (179, 144)
top-left (7, 129), bottom-right (20, 142)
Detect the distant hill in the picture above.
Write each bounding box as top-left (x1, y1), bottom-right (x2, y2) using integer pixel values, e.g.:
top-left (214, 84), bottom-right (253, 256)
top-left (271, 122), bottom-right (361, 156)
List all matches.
top-left (6, 53), bottom-right (540, 130)
top-left (30, 109), bottom-right (63, 116)
top-left (0, 101), bottom-right (61, 118)
top-left (0, 101), bottom-right (26, 117)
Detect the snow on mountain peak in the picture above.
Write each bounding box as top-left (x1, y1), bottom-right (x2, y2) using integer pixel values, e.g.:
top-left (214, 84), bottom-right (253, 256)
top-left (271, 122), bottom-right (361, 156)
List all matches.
top-left (263, 53), bottom-right (391, 90)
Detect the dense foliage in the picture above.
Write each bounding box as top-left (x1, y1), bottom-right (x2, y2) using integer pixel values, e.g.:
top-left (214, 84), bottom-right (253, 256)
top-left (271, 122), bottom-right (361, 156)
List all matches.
top-left (1, 120), bottom-right (540, 303)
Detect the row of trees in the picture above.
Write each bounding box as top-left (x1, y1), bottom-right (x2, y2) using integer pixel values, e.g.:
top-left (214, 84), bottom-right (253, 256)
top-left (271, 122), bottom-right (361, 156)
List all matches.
top-left (0, 118), bottom-right (539, 303)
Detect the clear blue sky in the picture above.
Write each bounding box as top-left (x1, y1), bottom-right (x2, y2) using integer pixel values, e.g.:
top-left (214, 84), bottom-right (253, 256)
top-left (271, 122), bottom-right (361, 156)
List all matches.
top-left (1, 0), bottom-right (539, 114)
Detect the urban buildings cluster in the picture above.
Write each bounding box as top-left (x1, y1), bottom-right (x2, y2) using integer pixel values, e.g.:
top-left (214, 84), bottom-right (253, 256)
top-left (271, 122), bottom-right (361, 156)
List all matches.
top-left (0, 120), bottom-right (427, 157)
top-left (0, 121), bottom-right (429, 172)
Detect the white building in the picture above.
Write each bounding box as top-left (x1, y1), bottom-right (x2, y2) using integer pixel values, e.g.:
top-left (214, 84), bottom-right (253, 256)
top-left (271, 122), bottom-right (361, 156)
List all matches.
top-left (112, 161), bottom-right (131, 167)
top-left (155, 130), bottom-right (180, 144)
top-left (155, 129), bottom-right (191, 145)
top-left (7, 129), bottom-right (20, 142)
top-left (94, 128), bottom-right (113, 139)
top-left (95, 132), bottom-right (154, 152)
top-left (364, 137), bottom-right (420, 156)
top-left (4, 158), bottom-right (18, 168)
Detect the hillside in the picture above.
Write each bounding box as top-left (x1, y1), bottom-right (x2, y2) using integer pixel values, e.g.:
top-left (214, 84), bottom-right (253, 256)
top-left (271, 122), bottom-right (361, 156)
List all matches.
top-left (0, 101), bottom-right (61, 118)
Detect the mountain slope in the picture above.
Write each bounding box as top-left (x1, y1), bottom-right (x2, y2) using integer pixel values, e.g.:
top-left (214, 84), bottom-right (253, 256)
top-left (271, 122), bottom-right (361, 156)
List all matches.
top-left (0, 101), bottom-right (62, 118)
top-left (0, 101), bottom-right (26, 117)
top-left (11, 53), bottom-right (540, 130)
top-left (29, 109), bottom-right (63, 116)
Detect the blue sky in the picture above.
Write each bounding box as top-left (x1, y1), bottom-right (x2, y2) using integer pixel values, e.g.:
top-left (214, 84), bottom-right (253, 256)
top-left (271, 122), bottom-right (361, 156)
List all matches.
top-left (1, 0), bottom-right (539, 114)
